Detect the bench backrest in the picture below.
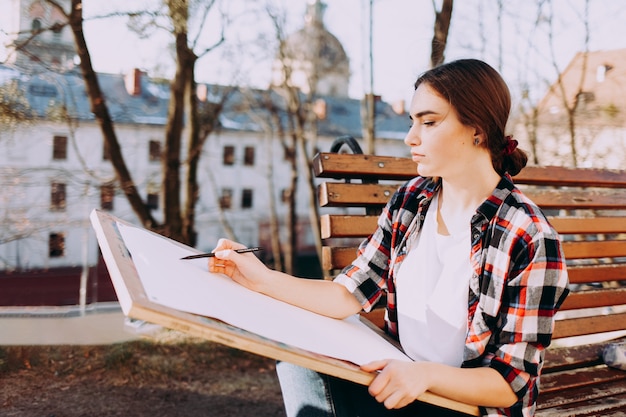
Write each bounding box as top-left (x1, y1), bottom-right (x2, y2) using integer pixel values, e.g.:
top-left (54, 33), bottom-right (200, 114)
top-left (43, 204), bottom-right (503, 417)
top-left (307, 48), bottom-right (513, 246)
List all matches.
top-left (313, 152), bottom-right (626, 344)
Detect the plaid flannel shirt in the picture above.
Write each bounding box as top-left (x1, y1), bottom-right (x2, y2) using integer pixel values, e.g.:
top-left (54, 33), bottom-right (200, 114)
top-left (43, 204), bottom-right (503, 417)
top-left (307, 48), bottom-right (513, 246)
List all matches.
top-left (334, 175), bottom-right (569, 417)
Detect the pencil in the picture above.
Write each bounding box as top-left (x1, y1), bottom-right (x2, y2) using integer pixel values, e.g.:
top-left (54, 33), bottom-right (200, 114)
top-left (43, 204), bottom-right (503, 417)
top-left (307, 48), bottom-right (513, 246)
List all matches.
top-left (180, 247), bottom-right (262, 260)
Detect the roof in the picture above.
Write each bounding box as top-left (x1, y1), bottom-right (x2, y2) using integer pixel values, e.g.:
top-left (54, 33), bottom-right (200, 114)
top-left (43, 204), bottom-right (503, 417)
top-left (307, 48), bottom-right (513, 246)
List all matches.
top-left (0, 64), bottom-right (408, 140)
top-left (537, 48), bottom-right (626, 124)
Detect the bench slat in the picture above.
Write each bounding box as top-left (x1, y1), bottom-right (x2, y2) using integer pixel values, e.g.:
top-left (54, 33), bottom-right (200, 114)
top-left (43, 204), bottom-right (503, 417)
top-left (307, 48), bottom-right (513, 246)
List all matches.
top-left (549, 217), bottom-right (626, 234)
top-left (539, 364), bottom-right (626, 393)
top-left (543, 342), bottom-right (607, 373)
top-left (318, 182), bottom-right (398, 207)
top-left (567, 264), bottom-right (626, 284)
top-left (320, 215), bottom-right (379, 239)
top-left (516, 165), bottom-right (626, 188)
top-left (562, 240), bottom-right (626, 259)
top-left (320, 215), bottom-right (626, 238)
top-left (314, 153), bottom-right (626, 188)
top-left (554, 312), bottom-right (626, 339)
top-left (313, 153), bottom-right (417, 180)
top-left (537, 379), bottom-right (626, 416)
top-left (321, 245), bottom-right (626, 277)
top-left (320, 182), bottom-right (626, 210)
top-left (523, 189), bottom-right (626, 210)
top-left (559, 288), bottom-right (626, 310)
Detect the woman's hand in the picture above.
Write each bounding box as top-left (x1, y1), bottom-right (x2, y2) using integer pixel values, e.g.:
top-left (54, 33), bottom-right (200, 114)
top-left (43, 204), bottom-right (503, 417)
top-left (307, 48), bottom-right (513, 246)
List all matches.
top-left (363, 358), bottom-right (519, 409)
top-left (361, 360), bottom-right (431, 409)
top-left (208, 238), bottom-right (269, 292)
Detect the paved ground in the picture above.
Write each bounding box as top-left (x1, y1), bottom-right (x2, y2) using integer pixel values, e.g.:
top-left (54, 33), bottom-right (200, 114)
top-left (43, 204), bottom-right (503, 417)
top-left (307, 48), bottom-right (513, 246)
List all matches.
top-left (0, 303), bottom-right (143, 345)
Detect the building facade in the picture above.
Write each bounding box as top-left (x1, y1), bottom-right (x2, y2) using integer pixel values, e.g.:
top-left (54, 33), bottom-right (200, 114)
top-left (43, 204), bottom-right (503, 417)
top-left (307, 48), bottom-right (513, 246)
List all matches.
top-left (0, 0), bottom-right (410, 279)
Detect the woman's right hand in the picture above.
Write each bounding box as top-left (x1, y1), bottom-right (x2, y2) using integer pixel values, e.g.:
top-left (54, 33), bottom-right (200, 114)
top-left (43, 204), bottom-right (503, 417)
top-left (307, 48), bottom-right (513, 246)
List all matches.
top-left (208, 238), bottom-right (269, 292)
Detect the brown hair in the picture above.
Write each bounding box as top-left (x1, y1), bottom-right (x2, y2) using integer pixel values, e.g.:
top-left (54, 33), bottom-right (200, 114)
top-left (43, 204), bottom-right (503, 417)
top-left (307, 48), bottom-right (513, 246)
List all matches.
top-left (414, 59), bottom-right (527, 176)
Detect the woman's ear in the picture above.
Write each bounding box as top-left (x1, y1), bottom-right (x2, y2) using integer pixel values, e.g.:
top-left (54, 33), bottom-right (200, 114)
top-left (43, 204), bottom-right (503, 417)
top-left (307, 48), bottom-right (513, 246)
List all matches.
top-left (472, 128), bottom-right (486, 145)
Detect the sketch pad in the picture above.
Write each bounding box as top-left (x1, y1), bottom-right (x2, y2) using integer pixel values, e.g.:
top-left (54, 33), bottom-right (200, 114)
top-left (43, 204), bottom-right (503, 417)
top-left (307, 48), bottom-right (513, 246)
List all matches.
top-left (90, 209), bottom-right (479, 416)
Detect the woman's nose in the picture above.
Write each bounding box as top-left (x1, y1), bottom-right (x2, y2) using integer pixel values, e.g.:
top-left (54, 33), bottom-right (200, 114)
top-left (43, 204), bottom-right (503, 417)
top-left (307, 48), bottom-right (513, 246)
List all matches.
top-left (404, 125), bottom-right (420, 146)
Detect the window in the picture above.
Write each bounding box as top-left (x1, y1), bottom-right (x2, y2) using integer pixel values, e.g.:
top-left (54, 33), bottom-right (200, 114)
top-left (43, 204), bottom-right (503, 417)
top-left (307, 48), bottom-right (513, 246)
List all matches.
top-left (149, 140), bottom-right (162, 162)
top-left (576, 91), bottom-right (595, 110)
top-left (244, 146), bottom-right (255, 166)
top-left (147, 193), bottom-right (159, 211)
top-left (281, 188), bottom-right (291, 203)
top-left (52, 135), bottom-right (68, 160)
top-left (51, 21), bottom-right (63, 40)
top-left (219, 188), bottom-right (233, 209)
top-left (100, 184), bottom-right (115, 211)
top-left (223, 146), bottom-right (235, 166)
top-left (49, 232), bottom-right (65, 258)
top-left (241, 189), bottom-right (253, 209)
top-left (102, 140), bottom-right (110, 161)
top-left (50, 182), bottom-right (66, 211)
top-left (31, 18), bottom-right (42, 33)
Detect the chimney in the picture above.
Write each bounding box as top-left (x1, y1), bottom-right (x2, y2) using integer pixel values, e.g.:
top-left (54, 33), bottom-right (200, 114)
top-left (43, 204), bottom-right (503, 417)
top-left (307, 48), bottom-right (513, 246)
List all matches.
top-left (196, 83), bottom-right (208, 102)
top-left (125, 68), bottom-right (143, 96)
top-left (392, 99), bottom-right (405, 115)
top-left (313, 98), bottom-right (327, 120)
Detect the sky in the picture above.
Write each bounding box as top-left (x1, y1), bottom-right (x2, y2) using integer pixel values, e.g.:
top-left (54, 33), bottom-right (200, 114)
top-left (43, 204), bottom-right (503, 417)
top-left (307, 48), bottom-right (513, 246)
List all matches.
top-left (4, 0), bottom-right (626, 105)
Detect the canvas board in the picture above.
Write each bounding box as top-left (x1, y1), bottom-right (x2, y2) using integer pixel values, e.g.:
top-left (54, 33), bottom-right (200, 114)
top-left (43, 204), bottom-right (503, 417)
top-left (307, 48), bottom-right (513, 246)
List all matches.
top-left (90, 209), bottom-right (479, 416)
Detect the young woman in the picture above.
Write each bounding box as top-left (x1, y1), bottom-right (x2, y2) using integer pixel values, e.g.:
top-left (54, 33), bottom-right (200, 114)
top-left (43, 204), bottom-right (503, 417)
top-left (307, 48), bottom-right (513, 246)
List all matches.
top-left (208, 59), bottom-right (569, 417)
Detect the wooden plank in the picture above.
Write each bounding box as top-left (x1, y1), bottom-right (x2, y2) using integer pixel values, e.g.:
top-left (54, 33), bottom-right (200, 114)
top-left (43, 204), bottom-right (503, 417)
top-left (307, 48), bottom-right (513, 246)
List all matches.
top-left (560, 288), bottom-right (626, 311)
top-left (548, 216), bottom-right (626, 234)
top-left (318, 182), bottom-right (399, 207)
top-left (567, 264), bottom-right (626, 284)
top-left (322, 246), bottom-right (358, 271)
top-left (537, 379), bottom-right (626, 416)
top-left (319, 182), bottom-right (626, 211)
top-left (320, 215), bottom-right (378, 239)
top-left (562, 240), bottom-right (626, 259)
top-left (313, 153), bottom-right (626, 188)
top-left (515, 189), bottom-right (626, 210)
top-left (514, 165), bottom-right (626, 188)
top-left (543, 342), bottom-right (607, 373)
top-left (313, 153), bottom-right (417, 180)
top-left (553, 312), bottom-right (626, 339)
top-left (539, 364), bottom-right (626, 393)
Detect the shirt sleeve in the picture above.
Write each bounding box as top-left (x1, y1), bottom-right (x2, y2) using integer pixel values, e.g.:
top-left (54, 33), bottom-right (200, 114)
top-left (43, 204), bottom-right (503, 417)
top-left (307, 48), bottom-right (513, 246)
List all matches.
top-left (482, 224), bottom-right (569, 412)
top-left (333, 188), bottom-right (403, 311)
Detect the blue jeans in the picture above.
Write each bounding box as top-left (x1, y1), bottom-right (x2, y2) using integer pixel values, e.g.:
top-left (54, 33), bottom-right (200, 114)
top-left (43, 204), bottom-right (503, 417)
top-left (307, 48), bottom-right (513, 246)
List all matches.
top-left (276, 362), bottom-right (469, 417)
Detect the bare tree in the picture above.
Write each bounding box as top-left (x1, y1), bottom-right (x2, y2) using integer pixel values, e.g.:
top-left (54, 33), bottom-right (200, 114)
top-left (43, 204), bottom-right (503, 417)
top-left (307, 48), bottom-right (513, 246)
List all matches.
top-left (46, 0), bottom-right (159, 231)
top-left (264, 5), bottom-right (323, 275)
top-left (430, 0), bottom-right (454, 68)
top-left (39, 0), bottom-right (226, 245)
top-left (545, 0), bottom-right (590, 167)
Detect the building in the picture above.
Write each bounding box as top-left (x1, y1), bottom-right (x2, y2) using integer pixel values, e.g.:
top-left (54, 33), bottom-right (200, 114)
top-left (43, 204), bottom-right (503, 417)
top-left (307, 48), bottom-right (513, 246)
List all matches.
top-left (0, 0), bottom-right (410, 301)
top-left (516, 48), bottom-right (626, 168)
top-left (2, 0), bottom-right (76, 71)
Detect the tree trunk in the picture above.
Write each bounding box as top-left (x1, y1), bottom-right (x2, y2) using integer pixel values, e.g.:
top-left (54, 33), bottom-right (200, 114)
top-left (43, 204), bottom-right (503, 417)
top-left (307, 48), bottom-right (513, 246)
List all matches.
top-left (64, 0), bottom-right (156, 230)
top-left (430, 0), bottom-right (454, 68)
top-left (182, 60), bottom-right (200, 246)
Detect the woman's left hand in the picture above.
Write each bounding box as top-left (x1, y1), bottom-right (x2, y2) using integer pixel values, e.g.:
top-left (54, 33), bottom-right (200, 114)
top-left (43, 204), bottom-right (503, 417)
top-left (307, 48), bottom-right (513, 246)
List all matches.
top-left (361, 359), bottom-right (431, 409)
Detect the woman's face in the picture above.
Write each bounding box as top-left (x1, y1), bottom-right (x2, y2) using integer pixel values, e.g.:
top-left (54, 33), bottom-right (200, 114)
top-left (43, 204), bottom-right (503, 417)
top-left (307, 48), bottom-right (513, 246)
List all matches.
top-left (404, 83), bottom-right (478, 179)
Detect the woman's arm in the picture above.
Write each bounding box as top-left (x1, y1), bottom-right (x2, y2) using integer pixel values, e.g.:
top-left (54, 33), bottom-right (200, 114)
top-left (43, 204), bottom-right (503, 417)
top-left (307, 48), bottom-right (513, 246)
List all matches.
top-left (209, 239), bottom-right (363, 319)
top-left (362, 359), bottom-right (518, 409)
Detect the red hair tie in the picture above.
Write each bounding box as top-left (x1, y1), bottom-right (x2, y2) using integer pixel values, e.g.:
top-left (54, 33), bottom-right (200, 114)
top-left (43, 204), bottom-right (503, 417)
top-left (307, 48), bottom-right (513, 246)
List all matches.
top-left (504, 136), bottom-right (518, 156)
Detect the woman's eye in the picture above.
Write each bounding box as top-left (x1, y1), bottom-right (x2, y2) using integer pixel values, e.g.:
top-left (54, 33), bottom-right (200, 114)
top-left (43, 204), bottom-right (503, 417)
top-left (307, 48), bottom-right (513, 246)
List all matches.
top-left (423, 121), bottom-right (435, 126)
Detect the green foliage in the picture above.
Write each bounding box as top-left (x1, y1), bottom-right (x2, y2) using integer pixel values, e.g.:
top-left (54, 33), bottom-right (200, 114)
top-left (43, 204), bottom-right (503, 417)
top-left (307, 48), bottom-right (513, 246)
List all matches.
top-left (0, 81), bottom-right (32, 129)
top-left (602, 103), bottom-right (620, 119)
top-left (103, 343), bottom-right (135, 370)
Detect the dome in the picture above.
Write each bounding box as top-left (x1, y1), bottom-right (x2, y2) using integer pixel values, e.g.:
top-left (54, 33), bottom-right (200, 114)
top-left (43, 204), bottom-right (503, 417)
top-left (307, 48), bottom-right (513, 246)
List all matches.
top-left (272, 1), bottom-right (350, 97)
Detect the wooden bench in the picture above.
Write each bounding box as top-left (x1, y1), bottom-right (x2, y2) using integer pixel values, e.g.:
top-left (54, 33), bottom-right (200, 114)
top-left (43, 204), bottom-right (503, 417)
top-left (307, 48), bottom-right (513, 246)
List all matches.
top-left (313, 150), bottom-right (626, 416)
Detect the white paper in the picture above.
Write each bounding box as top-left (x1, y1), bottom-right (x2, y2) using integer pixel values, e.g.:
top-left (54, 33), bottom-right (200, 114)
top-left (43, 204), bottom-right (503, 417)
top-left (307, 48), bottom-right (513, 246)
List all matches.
top-left (117, 222), bottom-right (410, 365)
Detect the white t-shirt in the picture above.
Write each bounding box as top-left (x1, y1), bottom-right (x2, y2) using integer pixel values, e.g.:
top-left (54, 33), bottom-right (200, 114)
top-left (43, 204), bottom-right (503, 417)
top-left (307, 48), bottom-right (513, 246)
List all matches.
top-left (395, 192), bottom-right (472, 367)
